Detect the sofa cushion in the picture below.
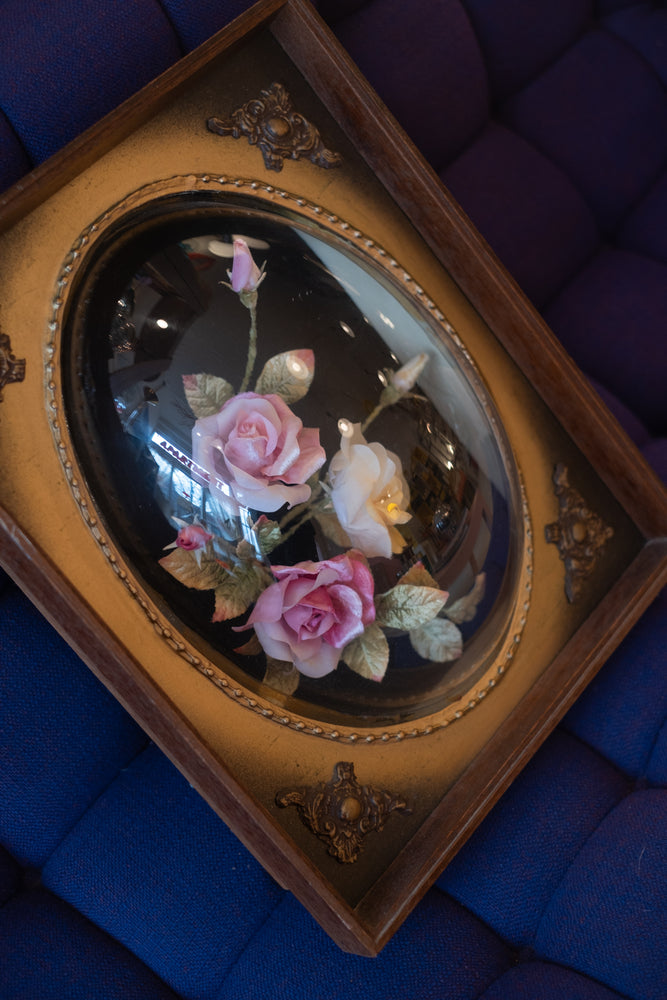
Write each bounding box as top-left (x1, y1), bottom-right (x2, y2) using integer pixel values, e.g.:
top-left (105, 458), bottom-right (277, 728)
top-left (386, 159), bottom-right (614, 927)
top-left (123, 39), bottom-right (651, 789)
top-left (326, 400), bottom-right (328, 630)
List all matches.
top-left (478, 960), bottom-right (628, 1000)
top-left (0, 845), bottom-right (20, 905)
top-left (221, 890), bottom-right (512, 1000)
top-left (617, 172), bottom-right (667, 264)
top-left (0, 581), bottom-right (148, 867)
top-left (441, 121), bottom-right (599, 306)
top-left (462, 0), bottom-right (591, 102)
top-left (0, 886), bottom-right (178, 999)
top-left (159, 0), bottom-right (255, 51)
top-left (563, 590), bottom-right (667, 780)
top-left (603, 2), bottom-right (667, 87)
top-left (501, 28), bottom-right (667, 234)
top-left (0, 110), bottom-right (30, 193)
top-left (0, 0), bottom-right (181, 164)
top-left (41, 743), bottom-right (284, 1000)
top-left (544, 248), bottom-right (667, 435)
top-left (535, 789), bottom-right (667, 1000)
top-left (437, 730), bottom-right (629, 945)
top-left (333, 0), bottom-right (488, 167)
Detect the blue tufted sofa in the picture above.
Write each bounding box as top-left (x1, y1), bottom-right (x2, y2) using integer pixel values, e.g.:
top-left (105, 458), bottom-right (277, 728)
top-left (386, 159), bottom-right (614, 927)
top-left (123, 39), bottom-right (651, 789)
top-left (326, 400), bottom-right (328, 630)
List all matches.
top-left (1, 2), bottom-right (665, 998)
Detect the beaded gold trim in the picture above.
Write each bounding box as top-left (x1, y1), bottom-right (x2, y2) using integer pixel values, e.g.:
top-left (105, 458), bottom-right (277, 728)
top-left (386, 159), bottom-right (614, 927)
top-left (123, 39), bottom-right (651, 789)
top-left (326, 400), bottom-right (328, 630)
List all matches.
top-left (45, 174), bottom-right (532, 742)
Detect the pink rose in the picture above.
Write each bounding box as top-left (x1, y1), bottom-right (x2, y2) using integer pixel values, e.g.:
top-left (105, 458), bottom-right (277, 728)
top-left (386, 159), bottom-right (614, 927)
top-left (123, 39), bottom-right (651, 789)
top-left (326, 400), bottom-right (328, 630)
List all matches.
top-left (245, 551), bottom-right (376, 677)
top-left (175, 524), bottom-right (212, 550)
top-left (192, 391), bottom-right (326, 513)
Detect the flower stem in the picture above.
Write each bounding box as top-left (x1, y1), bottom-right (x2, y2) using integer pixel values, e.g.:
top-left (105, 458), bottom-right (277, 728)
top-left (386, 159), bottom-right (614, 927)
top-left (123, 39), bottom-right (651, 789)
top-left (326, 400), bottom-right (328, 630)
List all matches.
top-left (239, 301), bottom-right (258, 393)
top-left (360, 399), bottom-right (388, 433)
top-left (278, 482), bottom-right (323, 530)
top-left (277, 498), bottom-right (329, 547)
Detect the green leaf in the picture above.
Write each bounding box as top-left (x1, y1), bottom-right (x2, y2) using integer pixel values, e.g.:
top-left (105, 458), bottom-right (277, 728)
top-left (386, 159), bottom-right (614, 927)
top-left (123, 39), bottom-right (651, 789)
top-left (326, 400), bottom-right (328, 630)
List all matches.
top-left (375, 584), bottom-right (447, 631)
top-left (444, 573), bottom-right (486, 624)
top-left (212, 559), bottom-right (271, 622)
top-left (397, 561), bottom-right (439, 590)
top-left (254, 349), bottom-right (314, 404)
top-left (159, 547), bottom-right (228, 591)
top-left (341, 623), bottom-right (390, 682)
top-left (182, 373), bottom-right (234, 418)
top-left (263, 656), bottom-right (300, 696)
top-left (410, 617), bottom-right (463, 663)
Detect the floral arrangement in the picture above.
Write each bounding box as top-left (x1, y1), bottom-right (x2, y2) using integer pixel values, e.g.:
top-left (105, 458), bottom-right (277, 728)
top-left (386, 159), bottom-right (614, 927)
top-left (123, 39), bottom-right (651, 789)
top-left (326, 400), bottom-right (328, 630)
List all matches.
top-left (159, 239), bottom-right (483, 694)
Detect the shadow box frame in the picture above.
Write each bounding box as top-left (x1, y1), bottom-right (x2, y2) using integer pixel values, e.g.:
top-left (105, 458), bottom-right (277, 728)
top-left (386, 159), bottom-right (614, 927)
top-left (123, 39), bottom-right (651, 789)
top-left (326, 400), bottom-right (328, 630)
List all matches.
top-left (0, 0), bottom-right (666, 956)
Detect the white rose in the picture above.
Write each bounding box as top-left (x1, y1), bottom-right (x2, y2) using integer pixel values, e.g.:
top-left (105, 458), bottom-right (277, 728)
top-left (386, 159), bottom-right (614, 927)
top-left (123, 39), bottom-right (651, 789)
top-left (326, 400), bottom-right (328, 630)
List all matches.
top-left (328, 424), bottom-right (411, 559)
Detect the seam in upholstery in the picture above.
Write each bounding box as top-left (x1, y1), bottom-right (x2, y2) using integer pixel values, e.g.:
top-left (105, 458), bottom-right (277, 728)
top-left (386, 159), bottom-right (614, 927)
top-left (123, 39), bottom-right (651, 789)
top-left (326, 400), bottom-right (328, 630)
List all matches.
top-left (211, 891), bottom-right (286, 1000)
top-left (37, 738), bottom-right (152, 872)
top-left (0, 101), bottom-right (36, 170)
top-left (153, 0), bottom-right (187, 57)
top-left (530, 785), bottom-right (637, 945)
top-left (461, 3), bottom-right (599, 112)
top-left (641, 712), bottom-right (667, 785)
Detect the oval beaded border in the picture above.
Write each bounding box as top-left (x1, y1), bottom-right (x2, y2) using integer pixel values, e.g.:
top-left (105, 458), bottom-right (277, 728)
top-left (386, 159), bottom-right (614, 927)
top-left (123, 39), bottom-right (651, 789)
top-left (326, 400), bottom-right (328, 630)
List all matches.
top-left (45, 174), bottom-right (533, 743)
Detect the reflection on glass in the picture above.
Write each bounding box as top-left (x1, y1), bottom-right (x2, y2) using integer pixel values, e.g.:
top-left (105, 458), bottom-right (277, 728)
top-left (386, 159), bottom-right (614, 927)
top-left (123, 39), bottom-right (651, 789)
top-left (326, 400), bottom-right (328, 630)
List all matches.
top-left (65, 199), bottom-right (521, 725)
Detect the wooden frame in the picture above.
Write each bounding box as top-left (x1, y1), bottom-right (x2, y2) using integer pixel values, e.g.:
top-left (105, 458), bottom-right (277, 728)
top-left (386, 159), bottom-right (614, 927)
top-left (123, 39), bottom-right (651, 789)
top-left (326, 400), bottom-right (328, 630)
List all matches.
top-left (0, 0), bottom-right (665, 955)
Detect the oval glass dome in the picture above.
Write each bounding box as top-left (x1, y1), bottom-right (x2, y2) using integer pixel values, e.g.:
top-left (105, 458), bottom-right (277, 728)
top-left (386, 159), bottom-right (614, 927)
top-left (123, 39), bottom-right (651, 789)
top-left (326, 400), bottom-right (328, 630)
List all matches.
top-left (62, 191), bottom-right (525, 728)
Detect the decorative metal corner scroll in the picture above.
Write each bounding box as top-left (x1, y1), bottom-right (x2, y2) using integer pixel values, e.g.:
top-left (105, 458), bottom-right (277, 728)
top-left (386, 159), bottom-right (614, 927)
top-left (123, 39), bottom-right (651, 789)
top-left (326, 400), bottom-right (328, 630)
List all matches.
top-left (277, 761), bottom-right (412, 864)
top-left (0, 331), bottom-right (26, 402)
top-left (207, 82), bottom-right (342, 173)
top-left (545, 463), bottom-right (614, 602)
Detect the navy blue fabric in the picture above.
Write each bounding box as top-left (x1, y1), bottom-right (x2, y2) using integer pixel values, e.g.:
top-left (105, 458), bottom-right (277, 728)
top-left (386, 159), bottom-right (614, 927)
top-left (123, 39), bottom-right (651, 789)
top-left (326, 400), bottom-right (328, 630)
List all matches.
top-left (563, 590), bottom-right (667, 780)
top-left (158, 0), bottom-right (256, 51)
top-left (42, 743), bottom-right (284, 999)
top-left (618, 172), bottom-right (667, 264)
top-left (0, 109), bottom-right (30, 193)
top-left (647, 718), bottom-right (667, 786)
top-left (438, 731), bottom-right (629, 944)
top-left (0, 1), bottom-right (666, 998)
top-left (478, 960), bottom-right (628, 1000)
top-left (442, 122), bottom-right (600, 306)
top-left (462, 0), bottom-right (592, 101)
top-left (0, 0), bottom-right (181, 164)
top-left (0, 581), bottom-right (148, 866)
top-left (501, 29), bottom-right (667, 235)
top-left (222, 891), bottom-right (512, 1000)
top-left (0, 887), bottom-right (178, 999)
top-left (544, 248), bottom-right (667, 434)
top-left (604, 2), bottom-right (667, 87)
top-left (333, 0), bottom-right (488, 167)
top-left (0, 844), bottom-right (20, 904)
top-left (536, 790), bottom-right (667, 1000)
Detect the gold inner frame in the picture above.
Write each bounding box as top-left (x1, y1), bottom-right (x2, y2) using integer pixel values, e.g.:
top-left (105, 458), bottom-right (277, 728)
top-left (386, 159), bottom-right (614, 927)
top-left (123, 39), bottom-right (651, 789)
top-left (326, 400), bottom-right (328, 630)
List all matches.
top-left (46, 174), bottom-right (534, 740)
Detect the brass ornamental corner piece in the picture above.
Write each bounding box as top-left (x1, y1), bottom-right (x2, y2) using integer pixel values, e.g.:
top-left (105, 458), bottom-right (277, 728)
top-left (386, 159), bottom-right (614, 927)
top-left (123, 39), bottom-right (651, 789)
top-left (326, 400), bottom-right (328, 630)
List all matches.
top-left (0, 331), bottom-right (25, 402)
top-left (277, 761), bottom-right (412, 863)
top-left (545, 463), bottom-right (614, 602)
top-left (207, 82), bottom-right (342, 172)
